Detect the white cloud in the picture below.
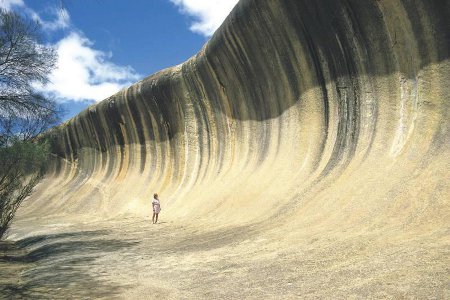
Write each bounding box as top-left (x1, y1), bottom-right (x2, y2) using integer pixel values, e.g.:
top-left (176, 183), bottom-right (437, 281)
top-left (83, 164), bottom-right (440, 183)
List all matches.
top-left (170, 0), bottom-right (239, 36)
top-left (0, 0), bottom-right (69, 31)
top-left (0, 0), bottom-right (24, 11)
top-left (30, 7), bottom-right (70, 31)
top-left (35, 32), bottom-right (140, 103)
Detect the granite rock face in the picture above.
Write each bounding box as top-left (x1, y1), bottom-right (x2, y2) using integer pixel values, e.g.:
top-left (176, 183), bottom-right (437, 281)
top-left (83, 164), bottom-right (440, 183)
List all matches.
top-left (20, 0), bottom-right (449, 230)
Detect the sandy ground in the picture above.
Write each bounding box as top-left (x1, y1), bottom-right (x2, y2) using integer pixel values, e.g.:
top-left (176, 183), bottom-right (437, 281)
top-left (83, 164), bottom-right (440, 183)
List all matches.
top-left (1, 216), bottom-right (448, 299)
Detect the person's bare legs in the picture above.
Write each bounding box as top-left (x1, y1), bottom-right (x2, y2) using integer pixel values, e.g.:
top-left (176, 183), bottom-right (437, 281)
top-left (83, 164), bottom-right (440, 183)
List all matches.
top-left (152, 212), bottom-right (156, 224)
top-left (155, 213), bottom-right (159, 224)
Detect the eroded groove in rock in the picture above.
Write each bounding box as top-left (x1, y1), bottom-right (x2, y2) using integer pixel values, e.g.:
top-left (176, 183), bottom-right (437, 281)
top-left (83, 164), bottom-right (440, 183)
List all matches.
top-left (18, 0), bottom-right (449, 232)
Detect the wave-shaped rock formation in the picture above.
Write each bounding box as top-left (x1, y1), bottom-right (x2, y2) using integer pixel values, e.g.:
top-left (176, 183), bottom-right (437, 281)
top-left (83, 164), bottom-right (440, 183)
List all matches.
top-left (11, 0), bottom-right (449, 297)
top-left (22, 0), bottom-right (450, 233)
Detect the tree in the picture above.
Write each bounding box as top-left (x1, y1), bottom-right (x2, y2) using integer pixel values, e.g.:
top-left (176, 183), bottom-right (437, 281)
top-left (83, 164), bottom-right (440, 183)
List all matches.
top-left (0, 9), bottom-right (60, 238)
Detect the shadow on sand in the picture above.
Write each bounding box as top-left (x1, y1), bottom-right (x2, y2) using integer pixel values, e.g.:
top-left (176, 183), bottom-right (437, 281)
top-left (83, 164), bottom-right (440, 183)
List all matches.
top-left (0, 229), bottom-right (140, 298)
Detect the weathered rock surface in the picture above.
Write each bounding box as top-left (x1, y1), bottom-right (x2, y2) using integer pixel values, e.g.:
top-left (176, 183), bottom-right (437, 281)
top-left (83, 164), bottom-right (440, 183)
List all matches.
top-left (6, 0), bottom-right (449, 298)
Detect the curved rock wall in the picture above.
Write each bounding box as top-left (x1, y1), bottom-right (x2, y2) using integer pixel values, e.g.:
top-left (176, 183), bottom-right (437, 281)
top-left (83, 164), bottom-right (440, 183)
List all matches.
top-left (20, 0), bottom-right (449, 231)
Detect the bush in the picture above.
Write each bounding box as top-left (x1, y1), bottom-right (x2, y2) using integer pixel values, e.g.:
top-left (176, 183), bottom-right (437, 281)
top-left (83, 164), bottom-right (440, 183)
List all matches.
top-left (0, 139), bottom-right (50, 238)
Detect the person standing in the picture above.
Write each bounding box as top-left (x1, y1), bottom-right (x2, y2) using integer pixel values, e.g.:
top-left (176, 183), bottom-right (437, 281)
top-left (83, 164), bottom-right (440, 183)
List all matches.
top-left (152, 193), bottom-right (161, 224)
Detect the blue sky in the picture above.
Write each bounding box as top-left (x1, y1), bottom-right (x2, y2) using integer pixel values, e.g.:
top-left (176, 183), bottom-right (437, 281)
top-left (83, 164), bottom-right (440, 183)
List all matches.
top-left (0, 0), bottom-right (238, 121)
